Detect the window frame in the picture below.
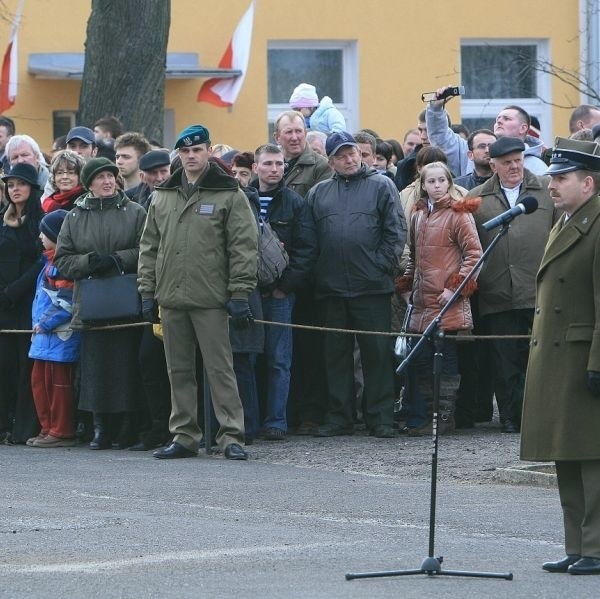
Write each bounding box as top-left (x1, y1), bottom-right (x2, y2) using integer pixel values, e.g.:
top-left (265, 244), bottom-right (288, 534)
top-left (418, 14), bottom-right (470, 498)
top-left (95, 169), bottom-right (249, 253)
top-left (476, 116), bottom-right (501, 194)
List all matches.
top-left (460, 39), bottom-right (552, 141)
top-left (267, 40), bottom-right (358, 137)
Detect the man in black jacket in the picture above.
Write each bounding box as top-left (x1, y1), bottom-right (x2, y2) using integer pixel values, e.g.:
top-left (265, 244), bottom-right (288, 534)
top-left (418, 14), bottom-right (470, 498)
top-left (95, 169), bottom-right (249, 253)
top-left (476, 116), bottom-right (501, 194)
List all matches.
top-left (251, 144), bottom-right (317, 441)
top-left (306, 132), bottom-right (407, 438)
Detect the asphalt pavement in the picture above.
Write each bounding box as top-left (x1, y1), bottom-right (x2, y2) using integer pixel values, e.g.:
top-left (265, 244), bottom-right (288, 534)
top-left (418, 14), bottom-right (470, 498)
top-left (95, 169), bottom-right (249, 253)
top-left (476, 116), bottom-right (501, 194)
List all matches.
top-left (0, 430), bottom-right (597, 599)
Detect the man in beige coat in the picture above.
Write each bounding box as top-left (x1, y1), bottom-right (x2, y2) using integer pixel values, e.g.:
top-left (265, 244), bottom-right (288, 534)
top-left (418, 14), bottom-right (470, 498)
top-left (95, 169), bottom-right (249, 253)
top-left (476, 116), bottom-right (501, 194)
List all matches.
top-left (521, 137), bottom-right (600, 575)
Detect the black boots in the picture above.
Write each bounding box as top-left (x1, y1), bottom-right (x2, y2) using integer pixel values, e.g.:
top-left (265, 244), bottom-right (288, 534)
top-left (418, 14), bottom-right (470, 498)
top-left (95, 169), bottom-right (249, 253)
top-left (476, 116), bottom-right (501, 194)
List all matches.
top-left (89, 413), bottom-right (110, 450)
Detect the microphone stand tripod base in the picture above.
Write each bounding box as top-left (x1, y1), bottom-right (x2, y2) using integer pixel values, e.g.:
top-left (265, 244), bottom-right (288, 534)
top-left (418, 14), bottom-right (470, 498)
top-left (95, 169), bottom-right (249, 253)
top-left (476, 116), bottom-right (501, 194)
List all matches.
top-left (346, 556), bottom-right (513, 581)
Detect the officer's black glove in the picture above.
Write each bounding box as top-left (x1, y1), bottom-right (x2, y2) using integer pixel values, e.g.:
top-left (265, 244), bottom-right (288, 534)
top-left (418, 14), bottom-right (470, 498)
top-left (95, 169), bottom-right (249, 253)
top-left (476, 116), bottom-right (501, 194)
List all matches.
top-left (587, 370), bottom-right (600, 397)
top-left (142, 298), bottom-right (159, 324)
top-left (226, 298), bottom-right (254, 330)
top-left (88, 253), bottom-right (117, 275)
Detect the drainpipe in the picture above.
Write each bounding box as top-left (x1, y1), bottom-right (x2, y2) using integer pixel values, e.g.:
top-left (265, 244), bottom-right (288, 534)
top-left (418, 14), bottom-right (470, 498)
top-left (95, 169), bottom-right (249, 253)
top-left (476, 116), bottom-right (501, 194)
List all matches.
top-left (581, 0), bottom-right (600, 103)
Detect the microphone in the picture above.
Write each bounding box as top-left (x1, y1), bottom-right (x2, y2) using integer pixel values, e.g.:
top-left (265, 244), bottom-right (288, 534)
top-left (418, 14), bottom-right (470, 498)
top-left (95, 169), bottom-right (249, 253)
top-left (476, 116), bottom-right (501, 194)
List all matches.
top-left (481, 196), bottom-right (538, 231)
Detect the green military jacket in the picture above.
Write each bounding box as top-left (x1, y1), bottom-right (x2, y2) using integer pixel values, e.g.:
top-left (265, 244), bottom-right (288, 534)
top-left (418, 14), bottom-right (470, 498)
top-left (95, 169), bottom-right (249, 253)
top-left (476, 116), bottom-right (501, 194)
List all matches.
top-left (138, 163), bottom-right (258, 310)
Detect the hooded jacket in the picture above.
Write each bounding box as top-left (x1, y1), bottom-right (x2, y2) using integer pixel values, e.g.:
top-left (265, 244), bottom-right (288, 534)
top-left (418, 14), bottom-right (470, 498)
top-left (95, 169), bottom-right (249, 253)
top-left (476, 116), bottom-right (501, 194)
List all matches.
top-left (426, 103), bottom-right (548, 177)
top-left (29, 249), bottom-right (80, 363)
top-left (397, 194), bottom-right (482, 332)
top-left (138, 163), bottom-right (258, 309)
top-left (309, 96), bottom-right (346, 135)
top-left (306, 165), bottom-right (406, 299)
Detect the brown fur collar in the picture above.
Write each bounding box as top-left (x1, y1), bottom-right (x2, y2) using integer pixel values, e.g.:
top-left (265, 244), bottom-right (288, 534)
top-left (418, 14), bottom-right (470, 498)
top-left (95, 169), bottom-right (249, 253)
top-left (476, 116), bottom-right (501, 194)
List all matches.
top-left (451, 196), bottom-right (481, 214)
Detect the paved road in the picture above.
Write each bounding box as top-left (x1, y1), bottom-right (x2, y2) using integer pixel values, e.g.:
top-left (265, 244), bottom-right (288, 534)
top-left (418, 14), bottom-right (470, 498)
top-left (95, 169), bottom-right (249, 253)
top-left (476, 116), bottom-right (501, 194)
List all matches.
top-left (0, 439), bottom-right (596, 599)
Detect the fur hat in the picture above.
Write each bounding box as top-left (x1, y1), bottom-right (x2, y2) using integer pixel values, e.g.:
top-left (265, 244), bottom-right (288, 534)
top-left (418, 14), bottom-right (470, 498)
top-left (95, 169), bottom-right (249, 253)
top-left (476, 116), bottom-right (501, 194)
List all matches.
top-left (289, 83), bottom-right (319, 109)
top-left (39, 209), bottom-right (68, 243)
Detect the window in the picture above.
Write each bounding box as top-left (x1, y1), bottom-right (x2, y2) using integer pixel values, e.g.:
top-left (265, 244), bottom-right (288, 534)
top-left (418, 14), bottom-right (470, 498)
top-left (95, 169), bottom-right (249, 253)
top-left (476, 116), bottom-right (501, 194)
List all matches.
top-left (53, 110), bottom-right (76, 140)
top-left (460, 40), bottom-right (551, 140)
top-left (267, 41), bottom-right (358, 138)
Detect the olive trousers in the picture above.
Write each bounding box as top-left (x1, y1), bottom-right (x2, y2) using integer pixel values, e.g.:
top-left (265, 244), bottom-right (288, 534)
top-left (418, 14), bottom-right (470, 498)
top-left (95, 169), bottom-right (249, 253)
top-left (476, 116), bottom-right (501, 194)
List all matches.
top-left (161, 307), bottom-right (245, 451)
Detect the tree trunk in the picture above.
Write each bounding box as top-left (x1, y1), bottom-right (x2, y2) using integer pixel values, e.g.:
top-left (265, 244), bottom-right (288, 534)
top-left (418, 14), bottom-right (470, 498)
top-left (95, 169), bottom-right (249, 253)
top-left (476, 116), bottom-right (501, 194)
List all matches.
top-left (78, 0), bottom-right (171, 143)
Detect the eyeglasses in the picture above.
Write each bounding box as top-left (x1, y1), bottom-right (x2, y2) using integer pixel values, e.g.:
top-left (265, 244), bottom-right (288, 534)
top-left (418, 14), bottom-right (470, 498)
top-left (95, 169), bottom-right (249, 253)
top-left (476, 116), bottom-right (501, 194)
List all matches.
top-left (54, 170), bottom-right (77, 176)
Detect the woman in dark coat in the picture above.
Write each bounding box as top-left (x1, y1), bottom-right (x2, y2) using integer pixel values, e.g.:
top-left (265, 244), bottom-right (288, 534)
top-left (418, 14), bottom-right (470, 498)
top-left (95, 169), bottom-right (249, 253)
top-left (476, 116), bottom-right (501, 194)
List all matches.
top-left (54, 158), bottom-right (146, 450)
top-left (0, 164), bottom-right (44, 443)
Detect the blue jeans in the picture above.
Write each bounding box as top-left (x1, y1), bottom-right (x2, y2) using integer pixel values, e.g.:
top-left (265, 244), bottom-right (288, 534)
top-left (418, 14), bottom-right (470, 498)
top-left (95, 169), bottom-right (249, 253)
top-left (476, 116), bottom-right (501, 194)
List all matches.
top-left (233, 353), bottom-right (260, 441)
top-left (261, 293), bottom-right (295, 431)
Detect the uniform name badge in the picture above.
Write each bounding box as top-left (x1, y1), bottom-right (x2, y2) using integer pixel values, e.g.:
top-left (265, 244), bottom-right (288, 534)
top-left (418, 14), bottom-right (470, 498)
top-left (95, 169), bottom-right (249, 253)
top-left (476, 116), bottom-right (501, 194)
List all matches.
top-left (197, 203), bottom-right (215, 216)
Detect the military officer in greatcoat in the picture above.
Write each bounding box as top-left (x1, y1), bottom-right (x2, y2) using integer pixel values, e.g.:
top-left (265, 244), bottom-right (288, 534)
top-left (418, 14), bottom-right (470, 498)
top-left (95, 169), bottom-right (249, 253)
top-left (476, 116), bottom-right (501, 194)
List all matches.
top-left (521, 137), bottom-right (600, 575)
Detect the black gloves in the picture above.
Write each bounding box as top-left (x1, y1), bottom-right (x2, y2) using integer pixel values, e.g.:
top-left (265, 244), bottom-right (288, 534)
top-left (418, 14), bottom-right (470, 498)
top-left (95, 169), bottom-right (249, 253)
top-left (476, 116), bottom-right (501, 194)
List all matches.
top-left (587, 371), bottom-right (600, 397)
top-left (88, 253), bottom-right (119, 275)
top-left (226, 298), bottom-right (254, 330)
top-left (142, 298), bottom-right (159, 323)
top-left (0, 289), bottom-right (12, 311)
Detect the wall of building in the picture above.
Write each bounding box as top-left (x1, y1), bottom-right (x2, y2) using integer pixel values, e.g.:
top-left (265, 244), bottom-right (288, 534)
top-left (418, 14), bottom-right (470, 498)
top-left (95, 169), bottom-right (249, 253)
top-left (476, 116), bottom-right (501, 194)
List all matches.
top-left (0, 0), bottom-right (583, 153)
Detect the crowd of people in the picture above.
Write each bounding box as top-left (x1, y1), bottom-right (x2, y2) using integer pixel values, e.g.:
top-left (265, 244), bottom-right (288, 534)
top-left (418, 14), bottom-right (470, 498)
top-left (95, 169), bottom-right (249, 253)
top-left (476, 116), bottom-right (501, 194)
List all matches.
top-left (1, 83), bottom-right (600, 460)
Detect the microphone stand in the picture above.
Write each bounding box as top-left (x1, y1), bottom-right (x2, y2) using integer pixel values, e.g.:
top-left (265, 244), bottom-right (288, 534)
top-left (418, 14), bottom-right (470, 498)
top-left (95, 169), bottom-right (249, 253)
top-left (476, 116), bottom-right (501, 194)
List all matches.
top-left (346, 223), bottom-right (513, 583)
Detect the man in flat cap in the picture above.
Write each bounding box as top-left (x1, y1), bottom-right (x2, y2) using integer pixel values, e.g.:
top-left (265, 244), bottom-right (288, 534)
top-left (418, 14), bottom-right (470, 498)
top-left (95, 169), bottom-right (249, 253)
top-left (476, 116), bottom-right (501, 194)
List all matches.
top-left (138, 124), bottom-right (258, 461)
top-left (467, 137), bottom-right (559, 433)
top-left (130, 149), bottom-right (171, 210)
top-left (521, 138), bottom-right (600, 575)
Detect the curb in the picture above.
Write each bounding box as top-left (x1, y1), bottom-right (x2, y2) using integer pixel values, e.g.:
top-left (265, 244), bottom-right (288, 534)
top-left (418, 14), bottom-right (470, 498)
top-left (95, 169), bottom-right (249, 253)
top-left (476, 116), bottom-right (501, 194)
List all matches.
top-left (492, 464), bottom-right (557, 488)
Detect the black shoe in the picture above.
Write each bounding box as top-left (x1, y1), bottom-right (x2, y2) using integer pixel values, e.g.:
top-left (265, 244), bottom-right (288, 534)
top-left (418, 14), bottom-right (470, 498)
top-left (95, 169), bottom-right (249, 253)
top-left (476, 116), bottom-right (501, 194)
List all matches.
top-left (89, 426), bottom-right (111, 450)
top-left (568, 557), bottom-right (600, 575)
top-left (501, 420), bottom-right (519, 433)
top-left (542, 555), bottom-right (580, 572)
top-left (314, 424), bottom-right (354, 437)
top-left (224, 443), bottom-right (248, 460)
top-left (153, 441), bottom-right (196, 460)
top-left (263, 427), bottom-right (286, 441)
top-left (370, 425), bottom-right (396, 438)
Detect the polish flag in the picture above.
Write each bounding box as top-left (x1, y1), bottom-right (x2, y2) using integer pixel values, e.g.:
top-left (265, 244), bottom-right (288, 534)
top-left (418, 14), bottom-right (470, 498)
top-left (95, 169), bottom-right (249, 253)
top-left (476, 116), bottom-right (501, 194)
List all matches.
top-left (0, 0), bottom-right (24, 114)
top-left (197, 1), bottom-right (255, 107)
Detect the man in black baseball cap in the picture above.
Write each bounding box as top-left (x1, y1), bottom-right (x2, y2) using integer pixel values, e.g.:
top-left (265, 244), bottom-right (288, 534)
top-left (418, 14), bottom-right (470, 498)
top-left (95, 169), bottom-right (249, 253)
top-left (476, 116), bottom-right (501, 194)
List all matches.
top-left (521, 137), bottom-right (600, 575)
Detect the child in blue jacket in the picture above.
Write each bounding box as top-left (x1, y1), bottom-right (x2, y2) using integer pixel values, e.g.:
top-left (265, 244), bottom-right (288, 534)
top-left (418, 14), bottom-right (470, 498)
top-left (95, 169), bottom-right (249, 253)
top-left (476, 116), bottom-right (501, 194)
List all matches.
top-left (27, 209), bottom-right (80, 447)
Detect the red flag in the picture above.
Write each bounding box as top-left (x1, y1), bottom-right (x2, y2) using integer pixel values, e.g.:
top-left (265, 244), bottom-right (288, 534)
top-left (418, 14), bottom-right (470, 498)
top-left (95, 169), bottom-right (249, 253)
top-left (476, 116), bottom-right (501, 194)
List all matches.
top-left (198, 1), bottom-right (255, 107)
top-left (0, 0), bottom-right (23, 114)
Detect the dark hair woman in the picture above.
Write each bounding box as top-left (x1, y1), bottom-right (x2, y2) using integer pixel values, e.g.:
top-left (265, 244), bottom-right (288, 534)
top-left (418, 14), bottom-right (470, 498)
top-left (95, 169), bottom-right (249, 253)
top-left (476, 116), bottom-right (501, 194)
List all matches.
top-left (0, 163), bottom-right (44, 443)
top-left (54, 157), bottom-right (147, 450)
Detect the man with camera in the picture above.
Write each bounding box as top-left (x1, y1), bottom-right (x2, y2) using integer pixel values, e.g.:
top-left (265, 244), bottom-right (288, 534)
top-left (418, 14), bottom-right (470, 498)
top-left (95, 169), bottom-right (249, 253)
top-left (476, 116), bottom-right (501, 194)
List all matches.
top-left (425, 85), bottom-right (547, 177)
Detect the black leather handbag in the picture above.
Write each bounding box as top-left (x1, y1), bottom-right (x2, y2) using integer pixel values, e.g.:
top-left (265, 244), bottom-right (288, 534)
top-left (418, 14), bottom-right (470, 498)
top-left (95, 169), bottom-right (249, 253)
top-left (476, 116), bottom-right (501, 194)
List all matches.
top-left (78, 256), bottom-right (141, 324)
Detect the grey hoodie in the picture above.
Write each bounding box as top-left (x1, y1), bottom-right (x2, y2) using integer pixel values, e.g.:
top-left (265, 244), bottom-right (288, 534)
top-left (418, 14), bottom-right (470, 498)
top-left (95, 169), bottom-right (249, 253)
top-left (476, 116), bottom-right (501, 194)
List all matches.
top-left (426, 104), bottom-right (547, 177)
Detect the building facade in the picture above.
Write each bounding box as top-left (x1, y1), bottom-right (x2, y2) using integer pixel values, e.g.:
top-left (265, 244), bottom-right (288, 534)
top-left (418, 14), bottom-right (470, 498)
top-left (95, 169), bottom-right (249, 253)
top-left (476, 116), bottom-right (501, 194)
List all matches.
top-left (0, 0), bottom-right (590, 153)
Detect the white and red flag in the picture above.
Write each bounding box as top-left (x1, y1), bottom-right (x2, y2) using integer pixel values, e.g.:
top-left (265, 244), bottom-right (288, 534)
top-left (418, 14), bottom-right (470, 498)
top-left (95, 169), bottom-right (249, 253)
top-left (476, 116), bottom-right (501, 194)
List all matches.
top-left (197, 1), bottom-right (255, 107)
top-left (0, 0), bottom-right (24, 114)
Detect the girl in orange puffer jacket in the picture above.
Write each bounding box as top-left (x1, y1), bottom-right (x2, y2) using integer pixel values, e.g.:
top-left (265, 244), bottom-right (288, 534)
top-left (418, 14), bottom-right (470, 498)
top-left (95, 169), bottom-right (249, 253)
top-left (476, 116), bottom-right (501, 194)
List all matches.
top-left (395, 162), bottom-right (482, 435)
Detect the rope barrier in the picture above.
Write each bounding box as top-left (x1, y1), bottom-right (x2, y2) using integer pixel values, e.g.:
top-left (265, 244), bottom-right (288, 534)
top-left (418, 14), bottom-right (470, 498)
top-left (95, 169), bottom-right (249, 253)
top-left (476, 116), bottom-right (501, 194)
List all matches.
top-left (0, 318), bottom-right (532, 340)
